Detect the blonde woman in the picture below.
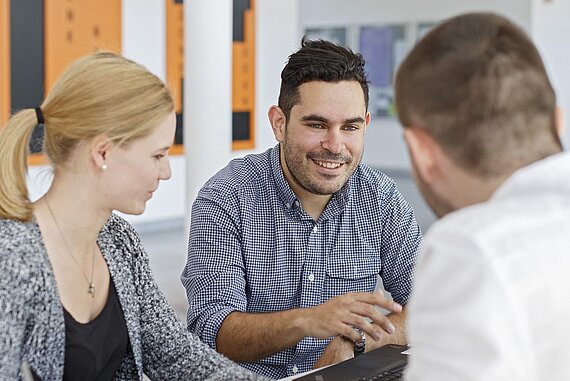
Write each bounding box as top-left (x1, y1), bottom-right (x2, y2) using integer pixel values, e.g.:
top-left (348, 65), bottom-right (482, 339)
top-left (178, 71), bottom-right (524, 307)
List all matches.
top-left (0, 52), bottom-right (267, 381)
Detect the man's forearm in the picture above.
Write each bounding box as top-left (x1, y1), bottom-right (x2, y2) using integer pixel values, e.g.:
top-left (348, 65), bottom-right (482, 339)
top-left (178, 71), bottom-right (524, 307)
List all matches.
top-left (216, 309), bottom-right (310, 362)
top-left (216, 292), bottom-right (404, 363)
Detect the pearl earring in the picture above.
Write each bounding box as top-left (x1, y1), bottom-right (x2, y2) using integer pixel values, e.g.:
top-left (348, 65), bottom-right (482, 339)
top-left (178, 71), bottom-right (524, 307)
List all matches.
top-left (101, 163), bottom-right (108, 170)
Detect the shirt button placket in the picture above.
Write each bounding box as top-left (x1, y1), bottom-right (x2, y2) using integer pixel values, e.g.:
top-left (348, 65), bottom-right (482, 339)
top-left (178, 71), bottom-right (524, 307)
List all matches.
top-left (301, 222), bottom-right (321, 308)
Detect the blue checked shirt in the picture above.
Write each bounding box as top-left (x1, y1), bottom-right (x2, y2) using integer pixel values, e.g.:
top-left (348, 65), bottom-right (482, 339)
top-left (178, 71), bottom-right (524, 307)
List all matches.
top-left (182, 145), bottom-right (422, 379)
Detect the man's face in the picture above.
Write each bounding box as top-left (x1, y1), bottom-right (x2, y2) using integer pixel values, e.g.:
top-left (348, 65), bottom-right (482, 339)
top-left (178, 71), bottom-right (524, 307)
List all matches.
top-left (278, 81), bottom-right (369, 195)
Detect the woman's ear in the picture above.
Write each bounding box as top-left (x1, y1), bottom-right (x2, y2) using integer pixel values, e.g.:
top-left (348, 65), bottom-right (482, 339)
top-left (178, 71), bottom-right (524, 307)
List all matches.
top-left (268, 105), bottom-right (287, 143)
top-left (90, 135), bottom-right (114, 171)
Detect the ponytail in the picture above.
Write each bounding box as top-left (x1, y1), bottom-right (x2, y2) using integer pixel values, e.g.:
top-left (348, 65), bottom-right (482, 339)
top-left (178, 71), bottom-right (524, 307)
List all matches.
top-left (0, 109), bottom-right (40, 221)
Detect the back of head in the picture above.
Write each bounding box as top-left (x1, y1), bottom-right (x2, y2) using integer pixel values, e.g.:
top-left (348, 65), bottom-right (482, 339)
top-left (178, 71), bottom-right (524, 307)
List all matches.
top-left (278, 37), bottom-right (369, 121)
top-left (0, 51), bottom-right (174, 222)
top-left (395, 12), bottom-right (562, 178)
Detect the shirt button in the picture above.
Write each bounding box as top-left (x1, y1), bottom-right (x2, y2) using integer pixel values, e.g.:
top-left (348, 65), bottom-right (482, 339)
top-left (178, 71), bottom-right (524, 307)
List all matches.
top-left (286, 203), bottom-right (291, 209)
top-left (308, 273), bottom-right (315, 282)
top-left (312, 226), bottom-right (317, 233)
top-left (292, 365), bottom-right (299, 373)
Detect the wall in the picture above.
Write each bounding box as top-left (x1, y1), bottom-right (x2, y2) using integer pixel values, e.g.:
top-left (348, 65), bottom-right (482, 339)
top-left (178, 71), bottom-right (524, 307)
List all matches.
top-left (299, 0), bottom-right (533, 170)
top-left (123, 0), bottom-right (166, 82)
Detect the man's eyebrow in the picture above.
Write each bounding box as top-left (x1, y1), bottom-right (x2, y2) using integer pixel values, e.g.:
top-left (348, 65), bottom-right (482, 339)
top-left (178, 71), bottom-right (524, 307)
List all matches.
top-left (344, 117), bottom-right (366, 124)
top-left (300, 114), bottom-right (330, 123)
top-left (300, 115), bottom-right (365, 124)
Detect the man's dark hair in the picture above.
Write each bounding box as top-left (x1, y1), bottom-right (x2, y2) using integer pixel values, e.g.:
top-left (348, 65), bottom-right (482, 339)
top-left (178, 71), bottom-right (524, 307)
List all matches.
top-left (395, 13), bottom-right (562, 178)
top-left (278, 37), bottom-right (369, 121)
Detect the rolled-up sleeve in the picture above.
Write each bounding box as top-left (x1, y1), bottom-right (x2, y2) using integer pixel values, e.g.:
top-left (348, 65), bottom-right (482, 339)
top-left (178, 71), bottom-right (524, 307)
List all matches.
top-left (182, 189), bottom-right (248, 350)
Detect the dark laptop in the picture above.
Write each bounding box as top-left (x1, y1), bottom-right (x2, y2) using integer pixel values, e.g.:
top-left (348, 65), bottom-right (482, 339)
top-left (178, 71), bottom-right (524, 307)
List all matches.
top-left (294, 344), bottom-right (409, 381)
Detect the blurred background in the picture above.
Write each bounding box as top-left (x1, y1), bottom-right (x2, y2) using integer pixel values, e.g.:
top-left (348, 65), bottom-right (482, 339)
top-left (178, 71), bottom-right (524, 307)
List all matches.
top-left (1, 0), bottom-right (567, 319)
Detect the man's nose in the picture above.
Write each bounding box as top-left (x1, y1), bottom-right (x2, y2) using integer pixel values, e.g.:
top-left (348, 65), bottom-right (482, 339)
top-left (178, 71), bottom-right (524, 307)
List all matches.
top-left (321, 128), bottom-right (344, 154)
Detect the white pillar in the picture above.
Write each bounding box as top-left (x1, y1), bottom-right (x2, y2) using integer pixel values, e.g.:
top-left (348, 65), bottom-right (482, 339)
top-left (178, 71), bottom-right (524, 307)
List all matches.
top-left (184, 0), bottom-right (300, 217)
top-left (184, 0), bottom-right (233, 210)
top-left (254, 0), bottom-right (300, 154)
top-left (123, 0), bottom-right (166, 81)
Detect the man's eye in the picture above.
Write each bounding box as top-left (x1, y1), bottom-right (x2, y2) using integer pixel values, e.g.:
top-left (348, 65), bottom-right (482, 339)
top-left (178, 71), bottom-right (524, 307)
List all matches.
top-left (309, 124), bottom-right (324, 129)
top-left (344, 125), bottom-right (359, 131)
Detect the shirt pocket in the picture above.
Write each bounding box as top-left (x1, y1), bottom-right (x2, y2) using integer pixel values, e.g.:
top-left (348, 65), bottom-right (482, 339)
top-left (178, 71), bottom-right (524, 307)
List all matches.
top-left (324, 253), bottom-right (380, 300)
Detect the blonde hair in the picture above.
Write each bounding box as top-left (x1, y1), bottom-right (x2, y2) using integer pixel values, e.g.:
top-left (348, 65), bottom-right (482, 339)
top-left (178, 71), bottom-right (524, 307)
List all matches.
top-left (0, 51), bottom-right (174, 221)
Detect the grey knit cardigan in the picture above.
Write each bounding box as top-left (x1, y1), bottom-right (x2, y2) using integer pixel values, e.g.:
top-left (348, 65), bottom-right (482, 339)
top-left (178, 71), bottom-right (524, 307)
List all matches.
top-left (0, 214), bottom-right (267, 380)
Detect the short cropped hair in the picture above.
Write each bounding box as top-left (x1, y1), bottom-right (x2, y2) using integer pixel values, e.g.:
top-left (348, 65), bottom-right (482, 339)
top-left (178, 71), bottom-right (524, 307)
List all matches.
top-left (395, 13), bottom-right (562, 177)
top-left (278, 37), bottom-right (369, 121)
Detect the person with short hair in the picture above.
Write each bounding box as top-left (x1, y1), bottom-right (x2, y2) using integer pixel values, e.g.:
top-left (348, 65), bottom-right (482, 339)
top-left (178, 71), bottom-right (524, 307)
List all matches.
top-left (0, 52), bottom-right (267, 380)
top-left (394, 12), bottom-right (570, 380)
top-left (182, 38), bottom-right (422, 379)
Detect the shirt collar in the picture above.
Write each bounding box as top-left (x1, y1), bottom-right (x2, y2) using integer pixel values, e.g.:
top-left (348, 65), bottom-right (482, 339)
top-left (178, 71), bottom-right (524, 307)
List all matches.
top-left (271, 144), bottom-right (299, 212)
top-left (270, 144), bottom-right (352, 219)
top-left (491, 151), bottom-right (570, 201)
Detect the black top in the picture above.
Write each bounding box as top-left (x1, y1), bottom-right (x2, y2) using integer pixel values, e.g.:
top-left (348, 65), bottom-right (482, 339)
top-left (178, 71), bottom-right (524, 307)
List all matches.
top-left (62, 281), bottom-right (129, 381)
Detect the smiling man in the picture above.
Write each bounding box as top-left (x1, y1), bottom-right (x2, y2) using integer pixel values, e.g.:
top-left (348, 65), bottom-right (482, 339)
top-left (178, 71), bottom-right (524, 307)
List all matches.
top-left (182, 38), bottom-right (422, 379)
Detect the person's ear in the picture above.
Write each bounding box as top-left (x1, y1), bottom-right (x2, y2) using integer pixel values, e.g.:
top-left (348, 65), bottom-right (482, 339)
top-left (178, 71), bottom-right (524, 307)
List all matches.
top-left (268, 105), bottom-right (287, 143)
top-left (364, 111), bottom-right (371, 132)
top-left (90, 135), bottom-right (114, 171)
top-left (555, 105), bottom-right (565, 137)
top-left (403, 128), bottom-right (440, 184)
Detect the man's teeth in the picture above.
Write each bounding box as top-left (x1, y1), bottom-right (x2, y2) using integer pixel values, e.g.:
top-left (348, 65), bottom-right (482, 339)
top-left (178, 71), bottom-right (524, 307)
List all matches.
top-left (315, 160), bottom-right (342, 169)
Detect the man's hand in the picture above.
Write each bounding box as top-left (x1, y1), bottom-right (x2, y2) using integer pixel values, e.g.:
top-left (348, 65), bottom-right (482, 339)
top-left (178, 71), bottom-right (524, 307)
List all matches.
top-left (313, 335), bottom-right (354, 369)
top-left (301, 291), bottom-right (402, 344)
top-left (364, 308), bottom-right (408, 352)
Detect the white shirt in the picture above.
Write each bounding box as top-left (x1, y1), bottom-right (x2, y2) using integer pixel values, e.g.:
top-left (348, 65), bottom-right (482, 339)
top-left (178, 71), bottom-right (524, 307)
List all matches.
top-left (405, 152), bottom-right (570, 381)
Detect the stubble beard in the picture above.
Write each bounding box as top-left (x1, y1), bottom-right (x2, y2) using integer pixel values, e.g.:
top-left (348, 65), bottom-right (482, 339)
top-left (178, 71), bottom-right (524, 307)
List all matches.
top-left (282, 139), bottom-right (360, 196)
